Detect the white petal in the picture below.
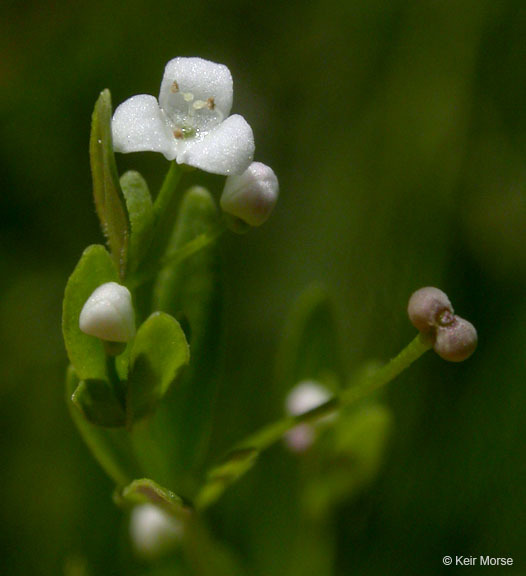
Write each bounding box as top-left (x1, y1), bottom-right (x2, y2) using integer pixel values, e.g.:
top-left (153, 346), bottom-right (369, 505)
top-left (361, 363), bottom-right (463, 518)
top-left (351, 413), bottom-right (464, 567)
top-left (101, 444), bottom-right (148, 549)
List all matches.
top-left (221, 162), bottom-right (279, 226)
top-left (176, 114), bottom-right (254, 176)
top-left (112, 95), bottom-right (177, 160)
top-left (130, 504), bottom-right (183, 559)
top-left (159, 57), bottom-right (233, 127)
top-left (286, 381), bottom-right (332, 416)
top-left (79, 282), bottom-right (135, 342)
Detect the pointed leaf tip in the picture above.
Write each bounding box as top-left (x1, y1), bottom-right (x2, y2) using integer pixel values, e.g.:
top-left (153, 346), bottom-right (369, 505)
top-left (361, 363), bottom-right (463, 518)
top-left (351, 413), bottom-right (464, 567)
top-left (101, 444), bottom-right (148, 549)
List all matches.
top-left (127, 312), bottom-right (190, 423)
top-left (90, 89), bottom-right (130, 278)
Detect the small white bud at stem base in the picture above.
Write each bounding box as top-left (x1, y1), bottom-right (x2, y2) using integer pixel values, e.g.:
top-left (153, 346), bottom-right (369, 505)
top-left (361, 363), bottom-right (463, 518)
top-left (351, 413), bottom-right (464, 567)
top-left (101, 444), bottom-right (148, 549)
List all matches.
top-left (79, 282), bottom-right (135, 343)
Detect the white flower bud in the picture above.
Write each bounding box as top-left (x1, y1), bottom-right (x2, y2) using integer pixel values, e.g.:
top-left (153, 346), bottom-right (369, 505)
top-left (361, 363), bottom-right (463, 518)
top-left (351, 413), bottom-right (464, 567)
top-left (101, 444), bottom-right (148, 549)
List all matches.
top-left (220, 162), bottom-right (279, 226)
top-left (284, 380), bottom-right (334, 453)
top-left (79, 282), bottom-right (135, 342)
top-left (129, 504), bottom-right (183, 559)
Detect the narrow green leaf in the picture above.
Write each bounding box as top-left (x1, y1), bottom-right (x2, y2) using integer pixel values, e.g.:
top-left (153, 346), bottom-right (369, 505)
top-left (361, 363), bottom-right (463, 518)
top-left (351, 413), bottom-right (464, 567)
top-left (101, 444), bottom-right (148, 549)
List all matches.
top-left (127, 312), bottom-right (190, 422)
top-left (196, 448), bottom-right (259, 510)
top-left (276, 285), bottom-right (346, 389)
top-left (115, 478), bottom-right (189, 518)
top-left (72, 378), bottom-right (126, 428)
top-left (120, 170), bottom-right (154, 273)
top-left (62, 244), bottom-right (119, 380)
top-left (66, 365), bottom-right (141, 486)
top-left (90, 89), bottom-right (130, 278)
top-left (153, 187), bottom-right (222, 478)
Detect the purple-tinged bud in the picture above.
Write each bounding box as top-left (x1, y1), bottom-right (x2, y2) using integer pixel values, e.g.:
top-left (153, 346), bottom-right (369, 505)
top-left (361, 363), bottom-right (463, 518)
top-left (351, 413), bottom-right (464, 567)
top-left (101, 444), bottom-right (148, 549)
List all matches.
top-left (408, 286), bottom-right (478, 362)
top-left (434, 317), bottom-right (478, 362)
top-left (407, 286), bottom-right (454, 334)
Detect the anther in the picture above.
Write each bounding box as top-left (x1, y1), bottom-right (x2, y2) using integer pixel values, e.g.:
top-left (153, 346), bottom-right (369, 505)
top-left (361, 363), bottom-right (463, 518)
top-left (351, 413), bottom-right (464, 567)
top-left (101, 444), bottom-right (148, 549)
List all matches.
top-left (207, 97), bottom-right (215, 110)
top-left (183, 92), bottom-right (194, 102)
top-left (170, 81), bottom-right (179, 93)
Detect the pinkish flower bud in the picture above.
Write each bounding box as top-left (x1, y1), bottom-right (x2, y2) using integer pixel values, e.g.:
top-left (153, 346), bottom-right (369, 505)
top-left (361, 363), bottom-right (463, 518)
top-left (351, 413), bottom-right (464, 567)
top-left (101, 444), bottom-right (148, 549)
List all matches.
top-left (434, 317), bottom-right (478, 362)
top-left (407, 287), bottom-right (453, 334)
top-left (408, 286), bottom-right (478, 362)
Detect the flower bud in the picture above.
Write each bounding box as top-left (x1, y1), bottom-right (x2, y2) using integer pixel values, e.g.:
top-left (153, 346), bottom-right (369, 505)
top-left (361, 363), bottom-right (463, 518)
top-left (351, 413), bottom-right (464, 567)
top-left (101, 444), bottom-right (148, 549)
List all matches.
top-left (129, 504), bottom-right (183, 559)
top-left (407, 286), bottom-right (478, 362)
top-left (220, 162), bottom-right (279, 227)
top-left (407, 286), bottom-right (454, 334)
top-left (284, 380), bottom-right (334, 453)
top-left (434, 317), bottom-right (478, 362)
top-left (79, 282), bottom-right (135, 343)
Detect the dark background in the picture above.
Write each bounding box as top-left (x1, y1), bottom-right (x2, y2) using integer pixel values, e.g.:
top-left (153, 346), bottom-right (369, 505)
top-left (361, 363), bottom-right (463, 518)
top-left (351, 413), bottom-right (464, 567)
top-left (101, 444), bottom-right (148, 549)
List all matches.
top-left (1, 1), bottom-right (525, 574)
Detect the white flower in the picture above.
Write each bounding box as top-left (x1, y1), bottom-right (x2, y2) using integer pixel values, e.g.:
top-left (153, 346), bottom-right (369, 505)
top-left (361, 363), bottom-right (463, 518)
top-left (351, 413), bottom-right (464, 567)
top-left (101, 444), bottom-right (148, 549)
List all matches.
top-left (220, 162), bottom-right (279, 226)
top-left (79, 282), bottom-right (135, 342)
top-left (284, 380), bottom-right (334, 453)
top-left (129, 504), bottom-right (183, 559)
top-left (112, 57), bottom-right (255, 176)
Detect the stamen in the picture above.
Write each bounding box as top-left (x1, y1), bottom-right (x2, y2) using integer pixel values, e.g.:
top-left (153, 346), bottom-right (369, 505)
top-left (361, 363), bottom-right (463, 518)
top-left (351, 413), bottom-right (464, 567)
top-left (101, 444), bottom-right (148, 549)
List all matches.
top-left (170, 81), bottom-right (179, 93)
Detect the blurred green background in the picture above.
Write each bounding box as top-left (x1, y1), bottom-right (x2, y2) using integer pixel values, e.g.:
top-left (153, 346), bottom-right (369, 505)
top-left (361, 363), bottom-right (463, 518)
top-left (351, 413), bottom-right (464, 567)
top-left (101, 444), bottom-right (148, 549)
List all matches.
top-left (1, 0), bottom-right (525, 574)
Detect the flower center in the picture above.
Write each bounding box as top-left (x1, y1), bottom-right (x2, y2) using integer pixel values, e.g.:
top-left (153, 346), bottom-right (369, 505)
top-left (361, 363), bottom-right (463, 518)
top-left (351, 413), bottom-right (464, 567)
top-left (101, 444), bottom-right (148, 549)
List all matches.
top-left (164, 81), bottom-right (223, 141)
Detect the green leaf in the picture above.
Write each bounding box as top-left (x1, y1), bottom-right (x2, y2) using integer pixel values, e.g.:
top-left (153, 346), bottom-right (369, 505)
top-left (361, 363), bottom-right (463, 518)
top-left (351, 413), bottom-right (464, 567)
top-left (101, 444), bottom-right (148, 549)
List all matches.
top-left (153, 187), bottom-right (222, 478)
top-left (127, 312), bottom-right (190, 422)
top-left (62, 244), bottom-right (119, 380)
top-left (115, 478), bottom-right (189, 518)
top-left (72, 378), bottom-right (126, 428)
top-left (120, 170), bottom-right (154, 273)
top-left (196, 448), bottom-right (259, 510)
top-left (66, 365), bottom-right (141, 486)
top-left (276, 285), bottom-right (346, 389)
top-left (90, 89), bottom-right (130, 278)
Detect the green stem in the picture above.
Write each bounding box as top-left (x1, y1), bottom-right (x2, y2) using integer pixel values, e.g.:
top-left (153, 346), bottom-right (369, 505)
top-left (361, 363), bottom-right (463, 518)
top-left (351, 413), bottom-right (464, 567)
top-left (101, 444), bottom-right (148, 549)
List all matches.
top-left (160, 224), bottom-right (226, 268)
top-left (66, 366), bottom-right (141, 487)
top-left (154, 161), bottom-right (184, 219)
top-left (195, 335), bottom-right (431, 510)
top-left (127, 224), bottom-right (226, 290)
top-left (131, 162), bottom-right (183, 287)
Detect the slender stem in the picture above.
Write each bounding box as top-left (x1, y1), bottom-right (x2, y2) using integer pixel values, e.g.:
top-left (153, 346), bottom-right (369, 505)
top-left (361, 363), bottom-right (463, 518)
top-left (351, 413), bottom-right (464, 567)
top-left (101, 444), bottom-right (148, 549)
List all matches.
top-left (65, 366), bottom-right (140, 487)
top-left (105, 353), bottom-right (126, 407)
top-left (126, 162), bottom-right (183, 290)
top-left (341, 333), bottom-right (431, 405)
top-left (160, 224), bottom-right (226, 268)
top-left (153, 161), bottom-right (184, 220)
top-left (127, 224), bottom-right (226, 289)
top-left (195, 334), bottom-right (431, 511)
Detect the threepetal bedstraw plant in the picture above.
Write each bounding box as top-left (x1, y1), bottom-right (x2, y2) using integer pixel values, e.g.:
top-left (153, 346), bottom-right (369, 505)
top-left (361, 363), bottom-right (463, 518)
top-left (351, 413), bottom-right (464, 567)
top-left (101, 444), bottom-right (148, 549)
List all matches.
top-left (62, 56), bottom-right (478, 570)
